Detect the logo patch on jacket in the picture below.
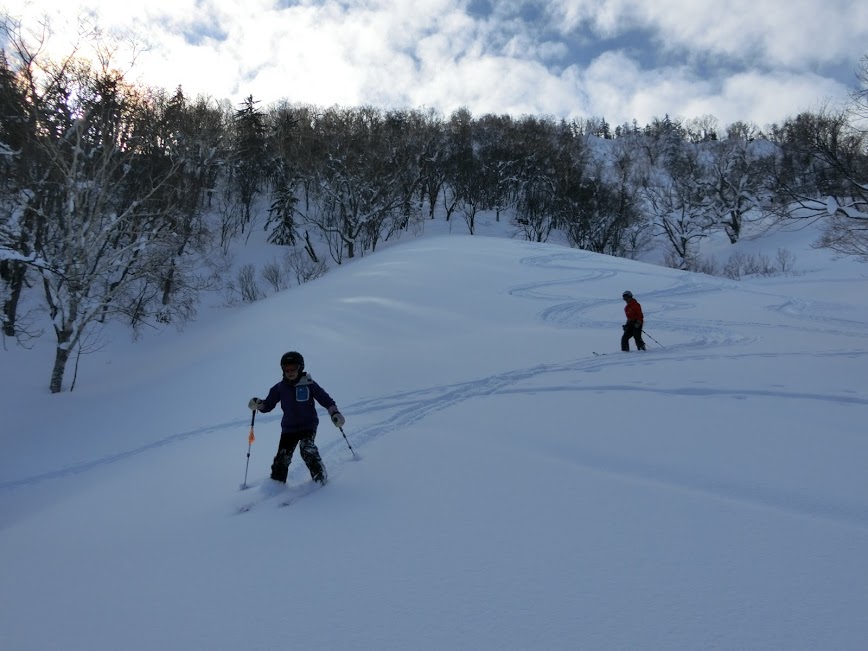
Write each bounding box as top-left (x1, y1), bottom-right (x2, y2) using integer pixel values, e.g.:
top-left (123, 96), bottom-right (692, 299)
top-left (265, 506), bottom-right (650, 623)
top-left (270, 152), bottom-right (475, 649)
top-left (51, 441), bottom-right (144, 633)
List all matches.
top-left (295, 385), bottom-right (310, 402)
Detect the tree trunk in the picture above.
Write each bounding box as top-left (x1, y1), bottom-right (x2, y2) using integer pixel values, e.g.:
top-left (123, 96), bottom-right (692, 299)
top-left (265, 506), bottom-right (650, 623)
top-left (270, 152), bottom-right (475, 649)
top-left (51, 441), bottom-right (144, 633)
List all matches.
top-left (725, 210), bottom-right (741, 244)
top-left (49, 344), bottom-right (71, 393)
top-left (1, 261), bottom-right (26, 337)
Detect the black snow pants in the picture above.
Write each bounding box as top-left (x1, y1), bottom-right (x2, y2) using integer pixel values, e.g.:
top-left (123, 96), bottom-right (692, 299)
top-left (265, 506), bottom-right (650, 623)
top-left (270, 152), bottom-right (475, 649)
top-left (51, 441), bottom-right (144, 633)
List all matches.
top-left (621, 321), bottom-right (646, 351)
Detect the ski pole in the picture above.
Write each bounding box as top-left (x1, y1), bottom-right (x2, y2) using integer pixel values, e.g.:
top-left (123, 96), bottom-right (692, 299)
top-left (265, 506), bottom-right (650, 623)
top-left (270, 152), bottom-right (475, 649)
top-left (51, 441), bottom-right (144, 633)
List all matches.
top-left (241, 410), bottom-right (256, 490)
top-left (339, 426), bottom-right (357, 459)
top-left (642, 329), bottom-right (665, 348)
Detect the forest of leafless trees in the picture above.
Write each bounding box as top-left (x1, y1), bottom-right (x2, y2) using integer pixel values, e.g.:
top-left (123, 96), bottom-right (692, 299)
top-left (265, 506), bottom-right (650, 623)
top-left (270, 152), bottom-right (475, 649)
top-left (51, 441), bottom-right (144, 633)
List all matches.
top-left (1, 15), bottom-right (866, 391)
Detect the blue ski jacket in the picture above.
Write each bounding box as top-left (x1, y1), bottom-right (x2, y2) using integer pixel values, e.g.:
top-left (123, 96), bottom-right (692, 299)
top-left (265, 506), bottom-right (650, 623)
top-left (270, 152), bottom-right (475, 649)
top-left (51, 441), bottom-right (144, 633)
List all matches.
top-left (259, 373), bottom-right (337, 434)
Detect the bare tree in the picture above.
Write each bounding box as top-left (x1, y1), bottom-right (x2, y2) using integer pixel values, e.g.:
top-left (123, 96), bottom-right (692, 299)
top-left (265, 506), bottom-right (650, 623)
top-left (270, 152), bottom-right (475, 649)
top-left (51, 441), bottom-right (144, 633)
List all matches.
top-left (416, 108), bottom-right (447, 221)
top-left (0, 16), bottom-right (57, 339)
top-left (768, 103), bottom-right (868, 259)
top-left (683, 114), bottom-right (720, 143)
top-left (3, 18), bottom-right (212, 391)
top-left (698, 138), bottom-right (774, 243)
top-left (472, 113), bottom-right (519, 222)
top-left (0, 113), bottom-right (34, 337)
top-left (816, 56), bottom-right (868, 258)
top-left (260, 259), bottom-right (288, 292)
top-left (302, 106), bottom-right (409, 260)
top-left (512, 115), bottom-right (559, 242)
top-left (563, 167), bottom-right (643, 255)
top-left (235, 264), bottom-right (263, 302)
top-left (643, 144), bottom-right (713, 269)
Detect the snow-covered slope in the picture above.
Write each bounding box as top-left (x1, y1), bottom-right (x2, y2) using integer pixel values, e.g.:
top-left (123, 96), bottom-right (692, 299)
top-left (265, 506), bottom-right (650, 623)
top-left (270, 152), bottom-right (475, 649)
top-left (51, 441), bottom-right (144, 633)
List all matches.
top-left (2, 224), bottom-right (867, 650)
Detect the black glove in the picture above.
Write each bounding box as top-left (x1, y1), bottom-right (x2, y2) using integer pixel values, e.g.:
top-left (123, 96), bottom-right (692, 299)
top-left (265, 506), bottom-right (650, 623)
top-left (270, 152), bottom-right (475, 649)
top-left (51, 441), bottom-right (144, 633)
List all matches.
top-left (622, 324), bottom-right (627, 331)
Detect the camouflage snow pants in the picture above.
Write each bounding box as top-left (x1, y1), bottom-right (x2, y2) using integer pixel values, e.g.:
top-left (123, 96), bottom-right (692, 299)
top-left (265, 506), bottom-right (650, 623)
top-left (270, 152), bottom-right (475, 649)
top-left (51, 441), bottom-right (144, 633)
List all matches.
top-left (271, 430), bottom-right (326, 483)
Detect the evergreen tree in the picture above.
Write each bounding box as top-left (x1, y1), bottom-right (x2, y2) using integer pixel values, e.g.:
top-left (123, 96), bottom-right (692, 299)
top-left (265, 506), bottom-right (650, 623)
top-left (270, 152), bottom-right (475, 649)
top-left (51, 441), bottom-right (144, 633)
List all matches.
top-left (230, 94), bottom-right (267, 231)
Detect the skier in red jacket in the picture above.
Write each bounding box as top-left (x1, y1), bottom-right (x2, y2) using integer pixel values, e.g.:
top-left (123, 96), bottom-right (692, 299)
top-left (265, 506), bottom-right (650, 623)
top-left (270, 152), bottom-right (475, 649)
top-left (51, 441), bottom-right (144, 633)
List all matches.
top-left (621, 291), bottom-right (646, 351)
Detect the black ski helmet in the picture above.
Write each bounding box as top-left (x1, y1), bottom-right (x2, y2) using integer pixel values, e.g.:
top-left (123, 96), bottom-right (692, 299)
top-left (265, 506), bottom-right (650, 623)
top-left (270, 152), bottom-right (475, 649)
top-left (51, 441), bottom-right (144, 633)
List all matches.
top-left (280, 351), bottom-right (304, 371)
top-left (622, 290), bottom-right (633, 299)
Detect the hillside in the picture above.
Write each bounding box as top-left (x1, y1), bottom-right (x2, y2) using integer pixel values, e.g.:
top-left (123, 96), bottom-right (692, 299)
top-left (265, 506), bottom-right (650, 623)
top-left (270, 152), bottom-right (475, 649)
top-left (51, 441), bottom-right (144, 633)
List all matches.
top-left (1, 221), bottom-right (868, 650)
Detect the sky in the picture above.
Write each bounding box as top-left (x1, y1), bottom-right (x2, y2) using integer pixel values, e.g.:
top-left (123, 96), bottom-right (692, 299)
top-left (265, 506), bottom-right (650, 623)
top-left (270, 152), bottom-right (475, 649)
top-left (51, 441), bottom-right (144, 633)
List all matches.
top-left (3, 0), bottom-right (866, 129)
top-left (1, 214), bottom-right (868, 649)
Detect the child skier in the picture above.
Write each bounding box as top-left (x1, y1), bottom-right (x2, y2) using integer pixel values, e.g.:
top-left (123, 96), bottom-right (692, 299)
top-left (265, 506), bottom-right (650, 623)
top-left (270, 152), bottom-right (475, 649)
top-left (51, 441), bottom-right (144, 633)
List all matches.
top-left (248, 351), bottom-right (345, 485)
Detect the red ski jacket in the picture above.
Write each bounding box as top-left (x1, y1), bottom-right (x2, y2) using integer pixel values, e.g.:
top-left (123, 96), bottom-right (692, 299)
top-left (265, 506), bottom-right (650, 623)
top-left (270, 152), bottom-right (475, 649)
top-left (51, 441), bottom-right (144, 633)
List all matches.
top-left (624, 298), bottom-right (644, 322)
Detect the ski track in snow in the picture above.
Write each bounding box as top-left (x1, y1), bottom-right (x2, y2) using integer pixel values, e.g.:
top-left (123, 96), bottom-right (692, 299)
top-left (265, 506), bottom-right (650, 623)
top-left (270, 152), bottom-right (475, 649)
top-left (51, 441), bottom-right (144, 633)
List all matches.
top-left (5, 249), bottom-right (868, 527)
top-left (235, 476), bottom-right (326, 513)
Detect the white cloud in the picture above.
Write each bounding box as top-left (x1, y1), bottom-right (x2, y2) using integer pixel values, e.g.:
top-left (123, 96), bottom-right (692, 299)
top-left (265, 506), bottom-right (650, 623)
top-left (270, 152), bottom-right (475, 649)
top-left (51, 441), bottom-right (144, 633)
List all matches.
top-left (575, 50), bottom-right (853, 127)
top-left (714, 70), bottom-right (850, 121)
top-left (2, 0), bottom-right (861, 125)
top-left (578, 0), bottom-right (868, 69)
top-left (412, 54), bottom-right (570, 117)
